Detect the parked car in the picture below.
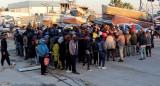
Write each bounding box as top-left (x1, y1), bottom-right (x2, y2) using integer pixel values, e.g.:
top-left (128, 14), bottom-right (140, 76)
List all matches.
top-left (117, 23), bottom-right (150, 33)
top-left (0, 26), bottom-right (20, 33)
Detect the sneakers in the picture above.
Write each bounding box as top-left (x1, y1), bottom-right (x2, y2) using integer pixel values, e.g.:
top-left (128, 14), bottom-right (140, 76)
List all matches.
top-left (98, 66), bottom-right (102, 69)
top-left (82, 63), bottom-right (86, 68)
top-left (87, 67), bottom-right (92, 71)
top-left (10, 65), bottom-right (15, 69)
top-left (72, 71), bottom-right (80, 74)
top-left (102, 67), bottom-right (107, 70)
top-left (66, 70), bottom-right (72, 73)
top-left (1, 66), bottom-right (6, 69)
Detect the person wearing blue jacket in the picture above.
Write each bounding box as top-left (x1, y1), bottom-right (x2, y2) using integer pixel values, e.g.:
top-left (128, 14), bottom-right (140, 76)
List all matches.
top-left (38, 38), bottom-right (49, 75)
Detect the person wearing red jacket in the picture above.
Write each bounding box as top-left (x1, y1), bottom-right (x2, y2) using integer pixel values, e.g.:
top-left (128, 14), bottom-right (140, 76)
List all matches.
top-left (130, 25), bottom-right (136, 34)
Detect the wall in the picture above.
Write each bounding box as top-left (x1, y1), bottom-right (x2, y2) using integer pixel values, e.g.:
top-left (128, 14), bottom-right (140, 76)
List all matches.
top-left (9, 7), bottom-right (29, 13)
top-left (29, 7), bottom-right (60, 16)
top-left (0, 12), bottom-right (29, 18)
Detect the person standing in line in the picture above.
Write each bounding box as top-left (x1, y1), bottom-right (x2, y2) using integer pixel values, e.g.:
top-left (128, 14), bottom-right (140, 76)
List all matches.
top-left (69, 35), bottom-right (80, 74)
top-left (150, 26), bottom-right (154, 48)
top-left (65, 35), bottom-right (72, 73)
top-left (38, 38), bottom-right (49, 75)
top-left (131, 31), bottom-right (137, 56)
top-left (1, 34), bottom-right (14, 69)
top-left (28, 39), bottom-right (37, 65)
top-left (83, 36), bottom-right (92, 71)
top-left (125, 31), bottom-right (131, 56)
top-left (117, 30), bottom-right (125, 62)
top-left (146, 31), bottom-right (152, 57)
top-left (139, 32), bottom-right (147, 60)
top-left (98, 35), bottom-right (107, 69)
top-left (23, 33), bottom-right (28, 60)
top-left (106, 31), bottom-right (116, 61)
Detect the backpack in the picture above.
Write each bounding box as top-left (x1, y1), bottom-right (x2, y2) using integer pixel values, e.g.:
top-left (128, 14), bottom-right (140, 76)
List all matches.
top-left (146, 35), bottom-right (151, 45)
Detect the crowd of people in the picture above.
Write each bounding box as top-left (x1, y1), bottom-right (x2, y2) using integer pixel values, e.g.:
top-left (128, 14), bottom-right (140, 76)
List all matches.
top-left (10, 23), bottom-right (154, 75)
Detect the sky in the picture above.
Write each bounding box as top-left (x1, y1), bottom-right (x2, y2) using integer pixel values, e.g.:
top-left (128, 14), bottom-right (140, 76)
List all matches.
top-left (0, 0), bottom-right (159, 14)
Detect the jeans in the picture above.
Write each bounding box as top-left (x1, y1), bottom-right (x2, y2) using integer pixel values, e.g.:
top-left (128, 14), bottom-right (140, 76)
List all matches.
top-left (119, 46), bottom-right (124, 60)
top-left (35, 56), bottom-right (39, 64)
top-left (140, 45), bottom-right (146, 59)
top-left (115, 46), bottom-right (119, 57)
top-left (146, 46), bottom-right (151, 56)
top-left (131, 45), bottom-right (137, 56)
top-left (126, 46), bottom-right (131, 56)
top-left (99, 53), bottom-right (106, 67)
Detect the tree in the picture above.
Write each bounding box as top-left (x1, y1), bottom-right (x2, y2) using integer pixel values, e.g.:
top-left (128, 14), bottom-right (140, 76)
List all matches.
top-left (109, 0), bottom-right (133, 9)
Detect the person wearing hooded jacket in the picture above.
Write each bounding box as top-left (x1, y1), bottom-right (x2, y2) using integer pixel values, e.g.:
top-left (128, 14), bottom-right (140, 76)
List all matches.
top-left (38, 38), bottom-right (49, 75)
top-left (117, 30), bottom-right (125, 62)
top-left (131, 31), bottom-right (137, 56)
top-left (83, 36), bottom-right (92, 71)
top-left (106, 31), bottom-right (116, 61)
top-left (69, 35), bottom-right (80, 74)
top-left (58, 36), bottom-right (66, 70)
top-left (129, 25), bottom-right (136, 34)
top-left (139, 31), bottom-right (147, 60)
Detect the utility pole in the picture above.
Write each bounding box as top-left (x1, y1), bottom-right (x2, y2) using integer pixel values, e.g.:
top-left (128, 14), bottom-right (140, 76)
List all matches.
top-left (139, 0), bottom-right (142, 11)
top-left (151, 1), bottom-right (154, 28)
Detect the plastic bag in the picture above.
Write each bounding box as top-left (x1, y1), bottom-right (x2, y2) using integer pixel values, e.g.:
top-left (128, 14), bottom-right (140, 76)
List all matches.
top-left (44, 55), bottom-right (49, 66)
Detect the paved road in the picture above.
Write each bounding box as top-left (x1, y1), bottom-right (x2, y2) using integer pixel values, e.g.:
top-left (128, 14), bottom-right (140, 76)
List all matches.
top-left (0, 39), bottom-right (160, 86)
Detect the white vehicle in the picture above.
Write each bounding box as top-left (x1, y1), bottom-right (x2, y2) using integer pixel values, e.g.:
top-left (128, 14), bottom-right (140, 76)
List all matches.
top-left (117, 23), bottom-right (149, 33)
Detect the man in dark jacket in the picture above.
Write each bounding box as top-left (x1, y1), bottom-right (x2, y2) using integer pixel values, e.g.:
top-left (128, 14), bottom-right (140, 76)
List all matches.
top-left (83, 36), bottom-right (92, 71)
top-left (150, 26), bottom-right (154, 48)
top-left (1, 34), bottom-right (14, 69)
top-left (139, 32), bottom-right (147, 60)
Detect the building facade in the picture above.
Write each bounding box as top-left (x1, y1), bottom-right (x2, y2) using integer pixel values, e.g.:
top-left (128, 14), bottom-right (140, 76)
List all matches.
top-left (8, 1), bottom-right (60, 16)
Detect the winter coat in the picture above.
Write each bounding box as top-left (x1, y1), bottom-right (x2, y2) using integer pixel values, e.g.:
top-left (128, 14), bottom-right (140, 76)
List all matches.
top-left (78, 38), bottom-right (85, 55)
top-left (139, 35), bottom-right (147, 46)
top-left (49, 37), bottom-right (55, 50)
top-left (125, 34), bottom-right (131, 46)
top-left (65, 40), bottom-right (70, 56)
top-left (84, 41), bottom-right (91, 54)
top-left (130, 25), bottom-right (136, 34)
top-left (1, 38), bottom-right (9, 56)
top-left (52, 43), bottom-right (59, 61)
top-left (59, 40), bottom-right (65, 60)
top-left (117, 30), bottom-right (125, 47)
top-left (28, 44), bottom-right (36, 58)
top-left (131, 31), bottom-right (137, 45)
top-left (99, 40), bottom-right (107, 54)
top-left (105, 35), bottom-right (116, 49)
top-left (69, 40), bottom-right (78, 56)
top-left (23, 36), bottom-right (28, 47)
top-left (38, 38), bottom-right (49, 57)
